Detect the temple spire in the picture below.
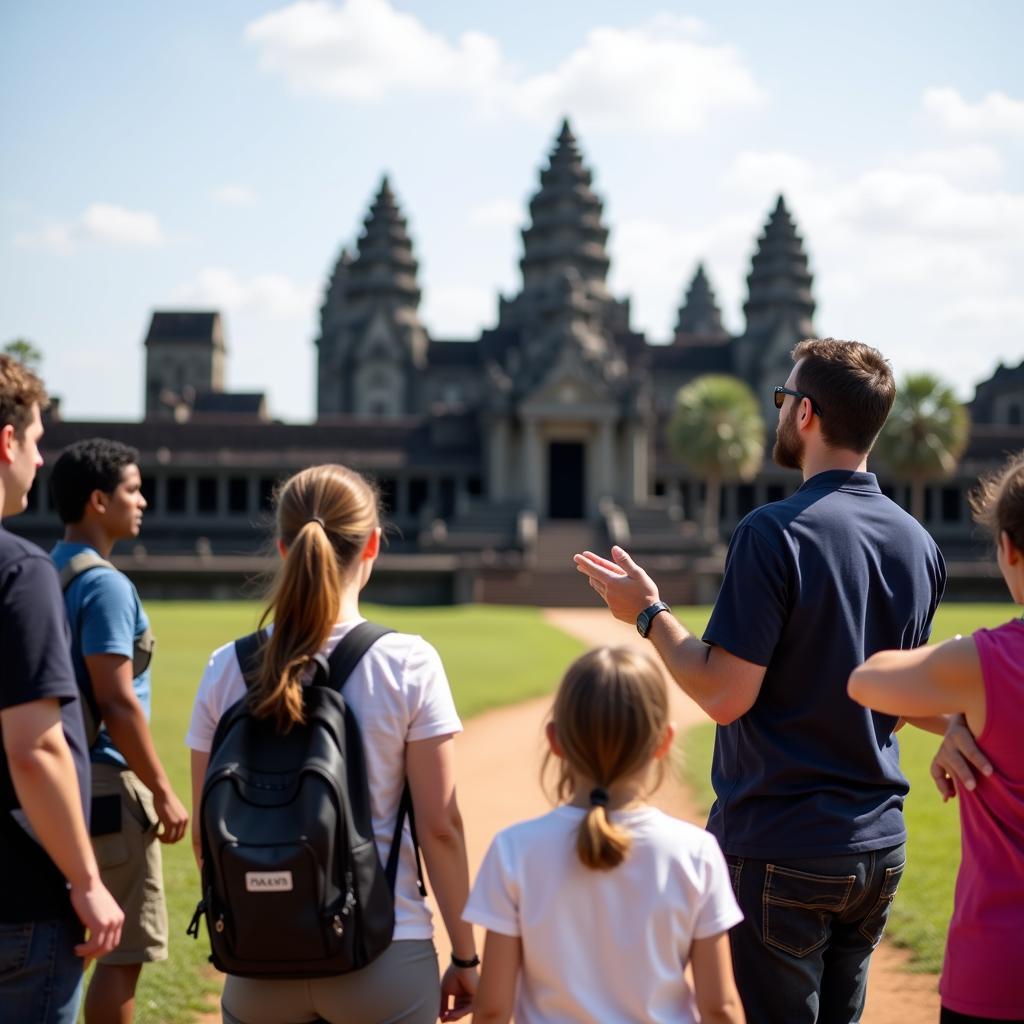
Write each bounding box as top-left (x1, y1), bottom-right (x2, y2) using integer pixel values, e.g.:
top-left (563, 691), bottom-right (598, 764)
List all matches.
top-left (519, 119), bottom-right (610, 297)
top-left (345, 175), bottom-right (420, 309)
top-left (742, 194), bottom-right (815, 334)
top-left (675, 263), bottom-right (727, 342)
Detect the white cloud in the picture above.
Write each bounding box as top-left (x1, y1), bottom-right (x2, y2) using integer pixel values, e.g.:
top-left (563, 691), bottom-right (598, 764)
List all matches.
top-left (833, 169), bottom-right (1024, 240)
top-left (468, 198), bottom-right (522, 230)
top-left (174, 268), bottom-right (318, 320)
top-left (890, 145), bottom-right (1004, 184)
top-left (244, 1), bottom-right (764, 133)
top-left (924, 87), bottom-right (1024, 137)
top-left (14, 202), bottom-right (164, 253)
top-left (213, 184), bottom-right (258, 206)
top-left (723, 151), bottom-right (819, 198)
top-left (245, 0), bottom-right (504, 101)
top-left (936, 295), bottom-right (1024, 331)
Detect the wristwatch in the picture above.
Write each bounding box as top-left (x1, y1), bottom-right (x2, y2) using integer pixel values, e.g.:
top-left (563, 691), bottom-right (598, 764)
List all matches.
top-left (636, 601), bottom-right (671, 638)
top-left (451, 952), bottom-right (481, 969)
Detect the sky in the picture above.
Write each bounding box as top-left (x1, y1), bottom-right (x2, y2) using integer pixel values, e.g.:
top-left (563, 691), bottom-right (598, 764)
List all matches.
top-left (2, 0), bottom-right (1022, 422)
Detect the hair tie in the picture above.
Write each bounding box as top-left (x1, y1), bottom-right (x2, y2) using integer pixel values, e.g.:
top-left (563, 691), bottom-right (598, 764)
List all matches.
top-left (589, 787), bottom-right (610, 808)
top-left (306, 516), bottom-right (325, 529)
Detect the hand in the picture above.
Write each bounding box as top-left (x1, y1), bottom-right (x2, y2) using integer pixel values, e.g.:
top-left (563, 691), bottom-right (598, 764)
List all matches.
top-left (70, 876), bottom-right (124, 964)
top-left (153, 786), bottom-right (189, 844)
top-left (439, 962), bottom-right (477, 1022)
top-left (573, 546), bottom-right (659, 625)
top-left (930, 714), bottom-right (993, 801)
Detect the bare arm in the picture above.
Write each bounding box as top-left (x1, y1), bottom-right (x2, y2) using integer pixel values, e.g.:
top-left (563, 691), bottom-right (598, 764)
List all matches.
top-left (847, 637), bottom-right (985, 725)
top-left (472, 930), bottom-right (521, 1024)
top-left (87, 652), bottom-right (188, 843)
top-left (574, 547), bottom-right (766, 724)
top-left (406, 734), bottom-right (477, 1022)
top-left (848, 639), bottom-right (993, 799)
top-left (2, 698), bottom-right (124, 959)
top-left (189, 748), bottom-right (210, 870)
top-left (691, 931), bottom-right (746, 1024)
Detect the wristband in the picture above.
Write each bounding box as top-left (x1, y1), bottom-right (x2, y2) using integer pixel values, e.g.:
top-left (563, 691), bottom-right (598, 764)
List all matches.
top-left (451, 952), bottom-right (481, 969)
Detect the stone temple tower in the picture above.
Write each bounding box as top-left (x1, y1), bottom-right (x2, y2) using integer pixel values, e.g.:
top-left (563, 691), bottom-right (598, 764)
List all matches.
top-left (733, 195), bottom-right (816, 418)
top-left (316, 176), bottom-right (428, 417)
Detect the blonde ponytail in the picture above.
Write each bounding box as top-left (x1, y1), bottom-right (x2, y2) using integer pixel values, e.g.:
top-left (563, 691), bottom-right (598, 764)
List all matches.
top-left (577, 789), bottom-right (631, 870)
top-left (546, 647), bottom-right (669, 872)
top-left (248, 465), bottom-right (379, 732)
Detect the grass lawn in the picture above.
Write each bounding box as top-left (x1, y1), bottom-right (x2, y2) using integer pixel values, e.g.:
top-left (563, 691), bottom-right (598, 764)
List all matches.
top-left (105, 602), bottom-right (587, 1024)
top-left (679, 601), bottom-right (1018, 974)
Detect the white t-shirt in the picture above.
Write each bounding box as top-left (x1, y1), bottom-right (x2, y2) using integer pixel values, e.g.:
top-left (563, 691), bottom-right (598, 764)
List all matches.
top-left (186, 618), bottom-right (462, 941)
top-left (464, 805), bottom-right (742, 1024)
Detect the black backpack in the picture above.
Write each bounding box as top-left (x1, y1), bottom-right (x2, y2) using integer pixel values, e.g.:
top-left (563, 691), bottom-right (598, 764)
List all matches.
top-left (187, 622), bottom-right (424, 979)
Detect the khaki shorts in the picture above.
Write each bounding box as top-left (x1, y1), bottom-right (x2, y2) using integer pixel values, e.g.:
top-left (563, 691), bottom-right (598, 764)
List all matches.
top-left (90, 763), bottom-right (168, 965)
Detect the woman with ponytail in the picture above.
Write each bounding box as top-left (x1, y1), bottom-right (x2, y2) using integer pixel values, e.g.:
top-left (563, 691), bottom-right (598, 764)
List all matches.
top-left (465, 646), bottom-right (745, 1024)
top-left (186, 465), bottom-right (476, 1023)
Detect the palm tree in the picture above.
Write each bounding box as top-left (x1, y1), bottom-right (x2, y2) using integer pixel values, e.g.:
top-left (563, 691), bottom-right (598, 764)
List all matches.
top-left (668, 374), bottom-right (765, 542)
top-left (874, 373), bottom-right (970, 523)
top-left (3, 338), bottom-right (43, 372)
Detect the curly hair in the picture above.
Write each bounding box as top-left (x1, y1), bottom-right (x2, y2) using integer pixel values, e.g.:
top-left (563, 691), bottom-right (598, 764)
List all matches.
top-left (0, 354), bottom-right (48, 439)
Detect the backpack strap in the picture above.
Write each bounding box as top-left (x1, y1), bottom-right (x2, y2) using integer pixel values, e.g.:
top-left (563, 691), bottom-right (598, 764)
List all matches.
top-left (233, 629), bottom-right (269, 689)
top-left (59, 550), bottom-right (116, 590)
top-left (59, 552), bottom-right (122, 747)
top-left (321, 623), bottom-right (428, 899)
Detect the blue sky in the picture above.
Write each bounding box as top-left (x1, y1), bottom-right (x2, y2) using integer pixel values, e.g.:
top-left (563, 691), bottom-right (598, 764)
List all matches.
top-left (3, 1), bottom-right (1022, 421)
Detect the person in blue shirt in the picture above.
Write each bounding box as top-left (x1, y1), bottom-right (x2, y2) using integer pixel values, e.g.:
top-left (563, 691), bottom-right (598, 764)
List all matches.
top-left (576, 339), bottom-right (980, 1023)
top-left (0, 358), bottom-right (122, 1024)
top-left (50, 438), bottom-right (187, 1024)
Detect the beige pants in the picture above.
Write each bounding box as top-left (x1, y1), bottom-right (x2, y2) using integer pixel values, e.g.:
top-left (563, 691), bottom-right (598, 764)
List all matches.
top-left (221, 940), bottom-right (440, 1024)
top-left (91, 763), bottom-right (168, 965)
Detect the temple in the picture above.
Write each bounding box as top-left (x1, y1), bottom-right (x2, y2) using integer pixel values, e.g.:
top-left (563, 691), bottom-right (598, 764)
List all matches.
top-left (14, 121), bottom-right (1024, 602)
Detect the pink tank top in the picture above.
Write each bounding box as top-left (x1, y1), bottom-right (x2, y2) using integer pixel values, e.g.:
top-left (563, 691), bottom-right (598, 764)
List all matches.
top-left (940, 618), bottom-right (1024, 1017)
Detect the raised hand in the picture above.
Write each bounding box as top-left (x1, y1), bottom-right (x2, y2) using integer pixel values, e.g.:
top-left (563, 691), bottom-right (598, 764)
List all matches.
top-left (573, 546), bottom-right (660, 625)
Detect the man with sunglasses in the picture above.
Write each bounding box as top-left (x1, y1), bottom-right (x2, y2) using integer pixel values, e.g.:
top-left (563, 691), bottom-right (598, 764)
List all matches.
top-left (50, 439), bottom-right (187, 1024)
top-left (576, 339), bottom-right (950, 1023)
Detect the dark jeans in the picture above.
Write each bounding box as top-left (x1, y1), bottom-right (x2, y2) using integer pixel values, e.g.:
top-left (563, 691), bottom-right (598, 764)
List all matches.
top-left (940, 1011), bottom-right (1023, 1024)
top-left (725, 843), bottom-right (906, 1024)
top-left (0, 916), bottom-right (85, 1024)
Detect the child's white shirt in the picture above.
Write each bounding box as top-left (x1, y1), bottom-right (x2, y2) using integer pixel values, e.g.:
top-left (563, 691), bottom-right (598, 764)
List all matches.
top-left (464, 805), bottom-right (742, 1024)
top-left (186, 617), bottom-right (462, 941)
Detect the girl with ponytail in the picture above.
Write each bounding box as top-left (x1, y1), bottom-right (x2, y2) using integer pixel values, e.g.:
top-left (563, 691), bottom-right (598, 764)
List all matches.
top-left (465, 646), bottom-right (745, 1024)
top-left (186, 465), bottom-right (477, 1024)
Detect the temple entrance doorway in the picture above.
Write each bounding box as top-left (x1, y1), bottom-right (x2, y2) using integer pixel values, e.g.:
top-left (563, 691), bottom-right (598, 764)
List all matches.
top-left (548, 441), bottom-right (585, 519)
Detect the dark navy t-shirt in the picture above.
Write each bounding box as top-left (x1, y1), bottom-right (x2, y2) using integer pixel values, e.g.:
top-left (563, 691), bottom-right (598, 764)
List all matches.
top-left (0, 526), bottom-right (90, 922)
top-left (703, 470), bottom-right (946, 858)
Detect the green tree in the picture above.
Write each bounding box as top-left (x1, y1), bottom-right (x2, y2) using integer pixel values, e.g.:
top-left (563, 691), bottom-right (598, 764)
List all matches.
top-left (874, 373), bottom-right (970, 523)
top-left (668, 374), bottom-right (765, 542)
top-left (3, 338), bottom-right (43, 372)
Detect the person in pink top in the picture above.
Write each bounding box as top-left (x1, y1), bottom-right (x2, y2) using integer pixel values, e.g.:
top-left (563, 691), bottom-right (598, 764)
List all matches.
top-left (848, 450), bottom-right (1024, 1023)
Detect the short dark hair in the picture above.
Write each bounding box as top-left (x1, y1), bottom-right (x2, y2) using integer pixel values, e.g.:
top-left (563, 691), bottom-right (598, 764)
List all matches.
top-left (791, 338), bottom-right (896, 454)
top-left (970, 450), bottom-right (1024, 554)
top-left (50, 438), bottom-right (140, 524)
top-left (0, 354), bottom-right (48, 439)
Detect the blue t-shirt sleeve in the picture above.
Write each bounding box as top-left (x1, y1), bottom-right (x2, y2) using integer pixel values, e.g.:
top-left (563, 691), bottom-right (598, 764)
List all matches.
top-left (0, 553), bottom-right (78, 710)
top-left (78, 570), bottom-right (137, 660)
top-left (703, 522), bottom-right (790, 667)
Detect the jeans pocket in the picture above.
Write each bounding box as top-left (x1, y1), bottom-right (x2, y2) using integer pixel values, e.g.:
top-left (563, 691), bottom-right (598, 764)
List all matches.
top-left (726, 856), bottom-right (743, 899)
top-left (857, 861), bottom-right (905, 947)
top-left (0, 921), bottom-right (34, 981)
top-left (762, 864), bottom-right (856, 958)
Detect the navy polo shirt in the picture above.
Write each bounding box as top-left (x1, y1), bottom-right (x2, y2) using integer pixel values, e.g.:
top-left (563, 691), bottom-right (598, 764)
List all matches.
top-left (703, 470), bottom-right (946, 858)
top-left (0, 526), bottom-right (90, 922)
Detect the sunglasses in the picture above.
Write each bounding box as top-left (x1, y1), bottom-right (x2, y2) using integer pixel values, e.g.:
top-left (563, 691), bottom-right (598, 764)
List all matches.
top-left (773, 386), bottom-right (822, 417)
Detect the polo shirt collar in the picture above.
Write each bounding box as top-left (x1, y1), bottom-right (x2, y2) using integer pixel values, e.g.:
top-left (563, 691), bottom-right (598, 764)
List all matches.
top-left (798, 469), bottom-right (880, 494)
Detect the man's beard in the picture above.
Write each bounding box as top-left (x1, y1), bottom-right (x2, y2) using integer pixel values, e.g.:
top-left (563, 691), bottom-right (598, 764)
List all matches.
top-left (773, 405), bottom-right (804, 470)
